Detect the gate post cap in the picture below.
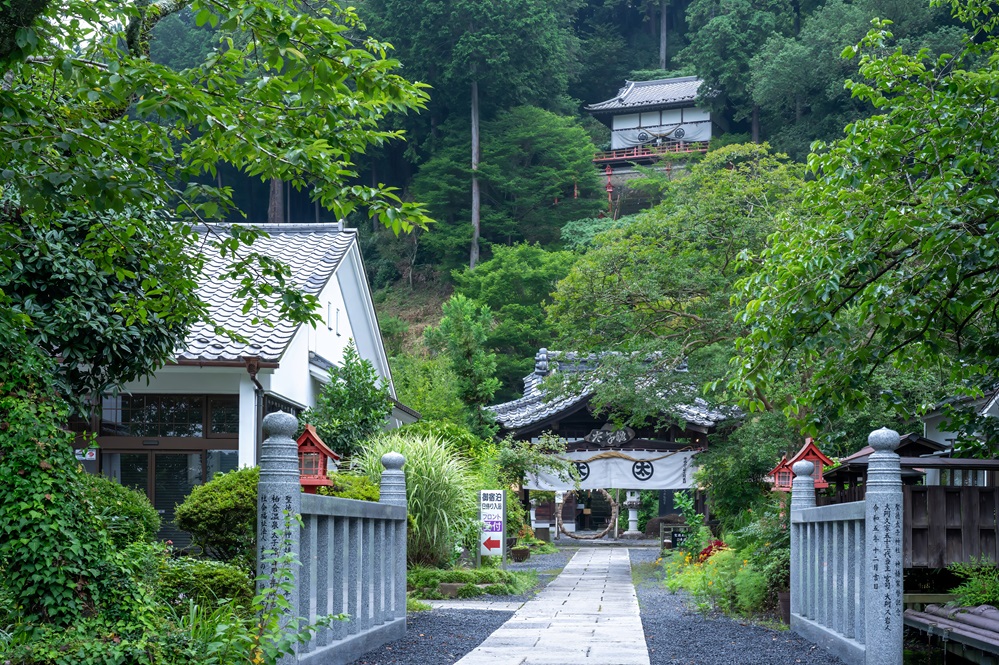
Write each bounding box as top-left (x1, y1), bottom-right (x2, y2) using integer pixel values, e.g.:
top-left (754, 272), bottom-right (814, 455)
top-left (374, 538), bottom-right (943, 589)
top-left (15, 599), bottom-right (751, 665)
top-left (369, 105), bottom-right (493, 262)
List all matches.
top-left (262, 410), bottom-right (298, 439)
top-left (792, 460), bottom-right (814, 477)
top-left (381, 451), bottom-right (405, 471)
top-left (869, 427), bottom-right (900, 452)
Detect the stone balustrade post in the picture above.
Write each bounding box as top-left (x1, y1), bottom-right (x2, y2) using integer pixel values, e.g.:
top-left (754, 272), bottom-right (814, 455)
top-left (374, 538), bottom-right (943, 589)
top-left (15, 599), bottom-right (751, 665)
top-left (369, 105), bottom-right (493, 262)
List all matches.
top-left (256, 411), bottom-right (302, 665)
top-left (379, 452), bottom-right (407, 621)
top-left (864, 428), bottom-right (903, 665)
top-left (790, 460), bottom-right (815, 620)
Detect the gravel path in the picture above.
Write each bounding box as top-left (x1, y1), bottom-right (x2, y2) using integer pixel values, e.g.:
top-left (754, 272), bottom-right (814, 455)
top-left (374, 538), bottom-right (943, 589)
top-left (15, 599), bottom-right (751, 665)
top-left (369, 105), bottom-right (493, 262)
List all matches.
top-left (629, 548), bottom-right (844, 665)
top-left (346, 608), bottom-right (514, 665)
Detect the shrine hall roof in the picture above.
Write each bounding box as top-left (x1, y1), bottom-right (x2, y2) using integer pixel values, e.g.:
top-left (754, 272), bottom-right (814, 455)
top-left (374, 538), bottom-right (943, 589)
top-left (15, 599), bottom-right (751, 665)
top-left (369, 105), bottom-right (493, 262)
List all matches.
top-left (487, 349), bottom-right (737, 433)
top-left (177, 223), bottom-right (355, 363)
top-left (585, 76), bottom-right (703, 115)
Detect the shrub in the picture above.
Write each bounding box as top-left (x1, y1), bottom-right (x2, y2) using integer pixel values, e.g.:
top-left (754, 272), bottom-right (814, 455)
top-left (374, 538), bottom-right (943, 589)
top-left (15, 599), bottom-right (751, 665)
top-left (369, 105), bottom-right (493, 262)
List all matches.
top-left (174, 467), bottom-right (259, 569)
top-left (406, 566), bottom-right (535, 598)
top-left (80, 472), bottom-right (161, 548)
top-left (315, 472), bottom-right (380, 502)
top-left (949, 557), bottom-right (999, 606)
top-left (357, 432), bottom-right (476, 567)
top-left (0, 329), bottom-right (136, 626)
top-left (158, 557), bottom-right (254, 610)
top-left (699, 539), bottom-right (727, 562)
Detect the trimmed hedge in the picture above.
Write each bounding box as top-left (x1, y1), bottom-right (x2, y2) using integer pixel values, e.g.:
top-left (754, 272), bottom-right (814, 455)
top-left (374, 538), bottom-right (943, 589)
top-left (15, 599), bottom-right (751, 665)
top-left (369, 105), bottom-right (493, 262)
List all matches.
top-left (80, 472), bottom-right (160, 548)
top-left (157, 556), bottom-right (254, 610)
top-left (174, 467), bottom-right (259, 569)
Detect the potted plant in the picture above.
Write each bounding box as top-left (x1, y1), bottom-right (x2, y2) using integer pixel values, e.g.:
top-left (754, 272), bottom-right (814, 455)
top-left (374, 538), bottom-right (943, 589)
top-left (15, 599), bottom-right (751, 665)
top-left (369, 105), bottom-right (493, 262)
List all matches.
top-left (511, 545), bottom-right (530, 562)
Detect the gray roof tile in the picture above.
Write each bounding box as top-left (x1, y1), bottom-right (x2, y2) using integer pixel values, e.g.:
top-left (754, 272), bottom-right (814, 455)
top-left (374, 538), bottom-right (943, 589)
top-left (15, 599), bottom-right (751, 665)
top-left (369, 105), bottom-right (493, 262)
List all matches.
top-left (585, 76), bottom-right (703, 114)
top-left (177, 223), bottom-right (355, 363)
top-left (487, 348), bottom-right (736, 431)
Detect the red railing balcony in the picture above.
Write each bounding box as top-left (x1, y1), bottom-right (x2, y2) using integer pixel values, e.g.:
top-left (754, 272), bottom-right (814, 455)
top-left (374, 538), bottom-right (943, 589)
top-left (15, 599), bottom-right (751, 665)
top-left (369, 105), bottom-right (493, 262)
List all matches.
top-left (593, 141), bottom-right (708, 164)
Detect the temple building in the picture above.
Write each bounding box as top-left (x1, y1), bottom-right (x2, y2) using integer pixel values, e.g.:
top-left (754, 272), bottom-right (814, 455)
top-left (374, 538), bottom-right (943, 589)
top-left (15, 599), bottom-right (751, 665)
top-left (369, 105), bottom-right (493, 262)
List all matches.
top-left (585, 76), bottom-right (713, 168)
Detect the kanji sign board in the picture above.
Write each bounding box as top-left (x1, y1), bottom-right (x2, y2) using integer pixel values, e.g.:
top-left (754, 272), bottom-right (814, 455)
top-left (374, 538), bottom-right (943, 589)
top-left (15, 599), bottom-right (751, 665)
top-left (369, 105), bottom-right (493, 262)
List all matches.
top-left (479, 490), bottom-right (505, 557)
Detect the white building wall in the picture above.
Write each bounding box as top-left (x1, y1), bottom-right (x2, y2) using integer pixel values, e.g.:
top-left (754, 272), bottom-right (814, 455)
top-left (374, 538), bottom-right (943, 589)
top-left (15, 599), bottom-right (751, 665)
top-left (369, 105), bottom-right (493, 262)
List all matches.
top-left (610, 106), bottom-right (712, 150)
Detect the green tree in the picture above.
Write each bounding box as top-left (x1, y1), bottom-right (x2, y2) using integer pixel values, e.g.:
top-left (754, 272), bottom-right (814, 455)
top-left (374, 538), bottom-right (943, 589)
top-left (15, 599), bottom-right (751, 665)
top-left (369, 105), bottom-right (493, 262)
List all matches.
top-left (730, 3), bottom-right (999, 450)
top-left (548, 143), bottom-right (803, 423)
top-left (1, 0), bottom-right (430, 403)
top-left (680, 0), bottom-right (794, 141)
top-left (390, 353), bottom-right (471, 426)
top-left (302, 341), bottom-right (393, 458)
top-left (362, 0), bottom-right (577, 267)
top-left (424, 294), bottom-right (500, 436)
top-left (453, 243), bottom-right (576, 399)
top-left (413, 106), bottom-right (602, 273)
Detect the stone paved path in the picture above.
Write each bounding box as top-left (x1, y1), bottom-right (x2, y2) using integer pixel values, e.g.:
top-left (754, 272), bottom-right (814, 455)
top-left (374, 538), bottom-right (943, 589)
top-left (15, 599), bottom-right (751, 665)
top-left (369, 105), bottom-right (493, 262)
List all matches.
top-left (453, 548), bottom-right (650, 665)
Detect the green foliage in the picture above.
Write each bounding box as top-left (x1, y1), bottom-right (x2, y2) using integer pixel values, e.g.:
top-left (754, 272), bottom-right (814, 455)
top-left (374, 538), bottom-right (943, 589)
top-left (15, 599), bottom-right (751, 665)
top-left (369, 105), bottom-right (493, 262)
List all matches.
top-left (496, 434), bottom-right (578, 489)
top-left (315, 472), bottom-right (380, 502)
top-left (413, 108), bottom-right (602, 273)
top-left (302, 341), bottom-right (393, 458)
top-left (453, 243), bottom-right (576, 399)
top-left (674, 490), bottom-right (710, 559)
top-left (379, 315), bottom-right (410, 356)
top-left (407, 566), bottom-right (536, 599)
top-left (559, 215), bottom-right (634, 252)
top-left (731, 5), bottom-right (999, 446)
top-left (390, 353), bottom-right (471, 426)
top-left (158, 557), bottom-right (254, 611)
top-left (80, 472), bottom-right (161, 549)
top-left (1, 211), bottom-right (204, 407)
top-left (949, 558), bottom-right (999, 607)
top-left (399, 420), bottom-right (494, 465)
top-left (406, 596), bottom-right (433, 612)
top-left (424, 295), bottom-right (500, 436)
top-left (357, 432), bottom-right (477, 567)
top-left (174, 467), bottom-right (259, 570)
top-left (697, 411), bottom-right (796, 529)
top-left (0, 320), bottom-right (131, 626)
top-left (549, 143), bottom-right (802, 425)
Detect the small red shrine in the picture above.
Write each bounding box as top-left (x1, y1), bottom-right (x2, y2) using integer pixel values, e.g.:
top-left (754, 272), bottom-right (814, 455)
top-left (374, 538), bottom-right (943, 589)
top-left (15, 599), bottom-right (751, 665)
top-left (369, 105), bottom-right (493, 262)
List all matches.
top-left (769, 438), bottom-right (833, 491)
top-left (768, 456), bottom-right (793, 492)
top-left (297, 424), bottom-right (341, 494)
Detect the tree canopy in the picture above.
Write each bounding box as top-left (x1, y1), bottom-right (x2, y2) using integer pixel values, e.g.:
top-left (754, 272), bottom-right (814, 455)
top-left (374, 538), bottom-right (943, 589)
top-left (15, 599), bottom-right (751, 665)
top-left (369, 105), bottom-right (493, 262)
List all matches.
top-left (730, 3), bottom-right (999, 448)
top-left (1, 0), bottom-right (430, 401)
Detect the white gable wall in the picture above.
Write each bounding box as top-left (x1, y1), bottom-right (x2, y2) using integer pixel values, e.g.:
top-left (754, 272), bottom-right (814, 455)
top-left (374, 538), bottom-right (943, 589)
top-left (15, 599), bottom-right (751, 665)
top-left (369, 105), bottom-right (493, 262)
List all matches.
top-left (610, 106), bottom-right (713, 150)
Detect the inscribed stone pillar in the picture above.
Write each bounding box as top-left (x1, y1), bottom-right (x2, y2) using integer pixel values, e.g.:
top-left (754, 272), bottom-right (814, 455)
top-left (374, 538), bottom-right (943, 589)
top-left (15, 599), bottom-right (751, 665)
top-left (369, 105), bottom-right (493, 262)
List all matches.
top-left (790, 460), bottom-right (815, 620)
top-left (256, 411), bottom-right (301, 664)
top-left (864, 427), bottom-right (903, 665)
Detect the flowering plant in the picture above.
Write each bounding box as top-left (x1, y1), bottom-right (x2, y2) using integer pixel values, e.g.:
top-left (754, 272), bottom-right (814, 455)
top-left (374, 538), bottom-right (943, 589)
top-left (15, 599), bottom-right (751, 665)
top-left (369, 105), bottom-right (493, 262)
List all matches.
top-left (698, 539), bottom-right (727, 562)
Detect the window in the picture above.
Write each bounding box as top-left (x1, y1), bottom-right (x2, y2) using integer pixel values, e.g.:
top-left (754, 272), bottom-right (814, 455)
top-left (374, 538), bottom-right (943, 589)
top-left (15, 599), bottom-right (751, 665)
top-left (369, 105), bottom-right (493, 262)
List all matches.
top-left (300, 452), bottom-right (321, 477)
top-left (100, 394), bottom-right (238, 438)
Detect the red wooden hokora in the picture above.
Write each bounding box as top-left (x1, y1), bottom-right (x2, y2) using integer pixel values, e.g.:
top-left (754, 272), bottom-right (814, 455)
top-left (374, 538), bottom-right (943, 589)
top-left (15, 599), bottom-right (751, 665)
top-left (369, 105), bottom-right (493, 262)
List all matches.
top-left (297, 424), bottom-right (341, 494)
top-left (769, 438), bottom-right (834, 491)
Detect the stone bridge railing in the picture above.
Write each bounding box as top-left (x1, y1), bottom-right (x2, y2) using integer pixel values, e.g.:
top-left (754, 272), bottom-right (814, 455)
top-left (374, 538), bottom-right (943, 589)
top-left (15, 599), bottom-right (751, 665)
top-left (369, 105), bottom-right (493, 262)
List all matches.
top-left (257, 412), bottom-right (408, 665)
top-left (790, 428), bottom-right (903, 665)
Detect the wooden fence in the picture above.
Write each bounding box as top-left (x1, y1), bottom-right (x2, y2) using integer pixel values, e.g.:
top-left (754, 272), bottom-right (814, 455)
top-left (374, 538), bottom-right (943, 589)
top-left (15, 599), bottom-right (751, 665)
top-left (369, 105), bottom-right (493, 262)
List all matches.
top-left (905, 486), bottom-right (999, 568)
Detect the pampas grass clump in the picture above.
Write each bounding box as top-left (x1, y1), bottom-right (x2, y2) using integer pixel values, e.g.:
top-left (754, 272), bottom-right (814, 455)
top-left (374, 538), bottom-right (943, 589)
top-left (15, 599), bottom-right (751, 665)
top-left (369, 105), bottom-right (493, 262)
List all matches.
top-left (358, 432), bottom-right (476, 567)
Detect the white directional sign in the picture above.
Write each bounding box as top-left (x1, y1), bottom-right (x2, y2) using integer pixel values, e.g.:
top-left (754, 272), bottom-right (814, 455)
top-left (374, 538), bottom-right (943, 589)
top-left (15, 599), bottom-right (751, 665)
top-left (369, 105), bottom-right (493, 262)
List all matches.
top-left (479, 490), bottom-right (505, 557)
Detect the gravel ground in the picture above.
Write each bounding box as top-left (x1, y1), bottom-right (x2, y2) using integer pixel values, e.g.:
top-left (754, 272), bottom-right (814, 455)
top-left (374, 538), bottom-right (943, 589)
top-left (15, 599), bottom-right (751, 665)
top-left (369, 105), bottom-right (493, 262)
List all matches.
top-left (346, 608), bottom-right (513, 665)
top-left (629, 548), bottom-right (845, 665)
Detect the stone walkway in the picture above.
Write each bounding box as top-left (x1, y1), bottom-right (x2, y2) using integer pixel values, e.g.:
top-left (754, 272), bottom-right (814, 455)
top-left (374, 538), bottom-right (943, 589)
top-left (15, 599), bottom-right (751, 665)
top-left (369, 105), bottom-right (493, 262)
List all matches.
top-left (453, 548), bottom-right (650, 665)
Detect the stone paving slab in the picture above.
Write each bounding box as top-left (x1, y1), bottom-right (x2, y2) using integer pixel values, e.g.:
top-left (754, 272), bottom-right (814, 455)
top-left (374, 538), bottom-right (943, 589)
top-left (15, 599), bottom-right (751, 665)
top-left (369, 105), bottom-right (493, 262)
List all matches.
top-left (454, 548), bottom-right (650, 665)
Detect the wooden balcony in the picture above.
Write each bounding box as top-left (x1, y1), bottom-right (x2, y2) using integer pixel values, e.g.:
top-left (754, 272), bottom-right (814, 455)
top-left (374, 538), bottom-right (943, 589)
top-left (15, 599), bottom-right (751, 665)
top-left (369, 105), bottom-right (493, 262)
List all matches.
top-left (593, 141), bottom-right (709, 165)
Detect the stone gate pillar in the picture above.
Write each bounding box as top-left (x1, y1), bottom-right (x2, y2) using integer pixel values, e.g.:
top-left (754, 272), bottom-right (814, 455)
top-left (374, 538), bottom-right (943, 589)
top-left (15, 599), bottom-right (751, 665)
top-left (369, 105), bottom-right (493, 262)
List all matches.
top-left (790, 459), bottom-right (815, 619)
top-left (256, 410), bottom-right (302, 664)
top-left (864, 427), bottom-right (903, 665)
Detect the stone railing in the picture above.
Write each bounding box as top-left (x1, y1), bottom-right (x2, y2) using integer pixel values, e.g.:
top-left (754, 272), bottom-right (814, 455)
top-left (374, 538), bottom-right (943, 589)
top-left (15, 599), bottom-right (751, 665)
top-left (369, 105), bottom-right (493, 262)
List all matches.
top-left (790, 428), bottom-right (903, 665)
top-left (257, 412), bottom-right (408, 665)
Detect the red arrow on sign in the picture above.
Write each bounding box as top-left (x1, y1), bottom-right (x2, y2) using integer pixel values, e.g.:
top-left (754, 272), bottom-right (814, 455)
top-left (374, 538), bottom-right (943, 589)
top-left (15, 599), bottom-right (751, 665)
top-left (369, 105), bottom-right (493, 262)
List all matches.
top-left (482, 536), bottom-right (501, 551)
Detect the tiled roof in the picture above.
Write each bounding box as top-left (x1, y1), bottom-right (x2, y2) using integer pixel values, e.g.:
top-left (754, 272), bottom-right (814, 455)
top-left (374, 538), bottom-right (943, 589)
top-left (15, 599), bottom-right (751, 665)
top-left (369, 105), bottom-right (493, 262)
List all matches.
top-left (585, 77), bottom-right (703, 114)
top-left (486, 348), bottom-right (737, 432)
top-left (177, 223), bottom-right (355, 363)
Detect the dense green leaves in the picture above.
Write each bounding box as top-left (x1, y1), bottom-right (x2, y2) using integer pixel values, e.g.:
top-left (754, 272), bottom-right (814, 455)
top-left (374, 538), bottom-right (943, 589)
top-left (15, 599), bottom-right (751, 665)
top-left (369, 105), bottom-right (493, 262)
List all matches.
top-left (301, 341), bottom-right (394, 458)
top-left (548, 144), bottom-right (802, 423)
top-left (731, 4), bottom-right (999, 446)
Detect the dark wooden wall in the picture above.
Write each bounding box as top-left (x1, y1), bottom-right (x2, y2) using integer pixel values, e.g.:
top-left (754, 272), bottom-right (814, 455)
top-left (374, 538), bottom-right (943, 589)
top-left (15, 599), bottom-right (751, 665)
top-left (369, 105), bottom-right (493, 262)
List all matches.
top-left (904, 486), bottom-right (999, 568)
